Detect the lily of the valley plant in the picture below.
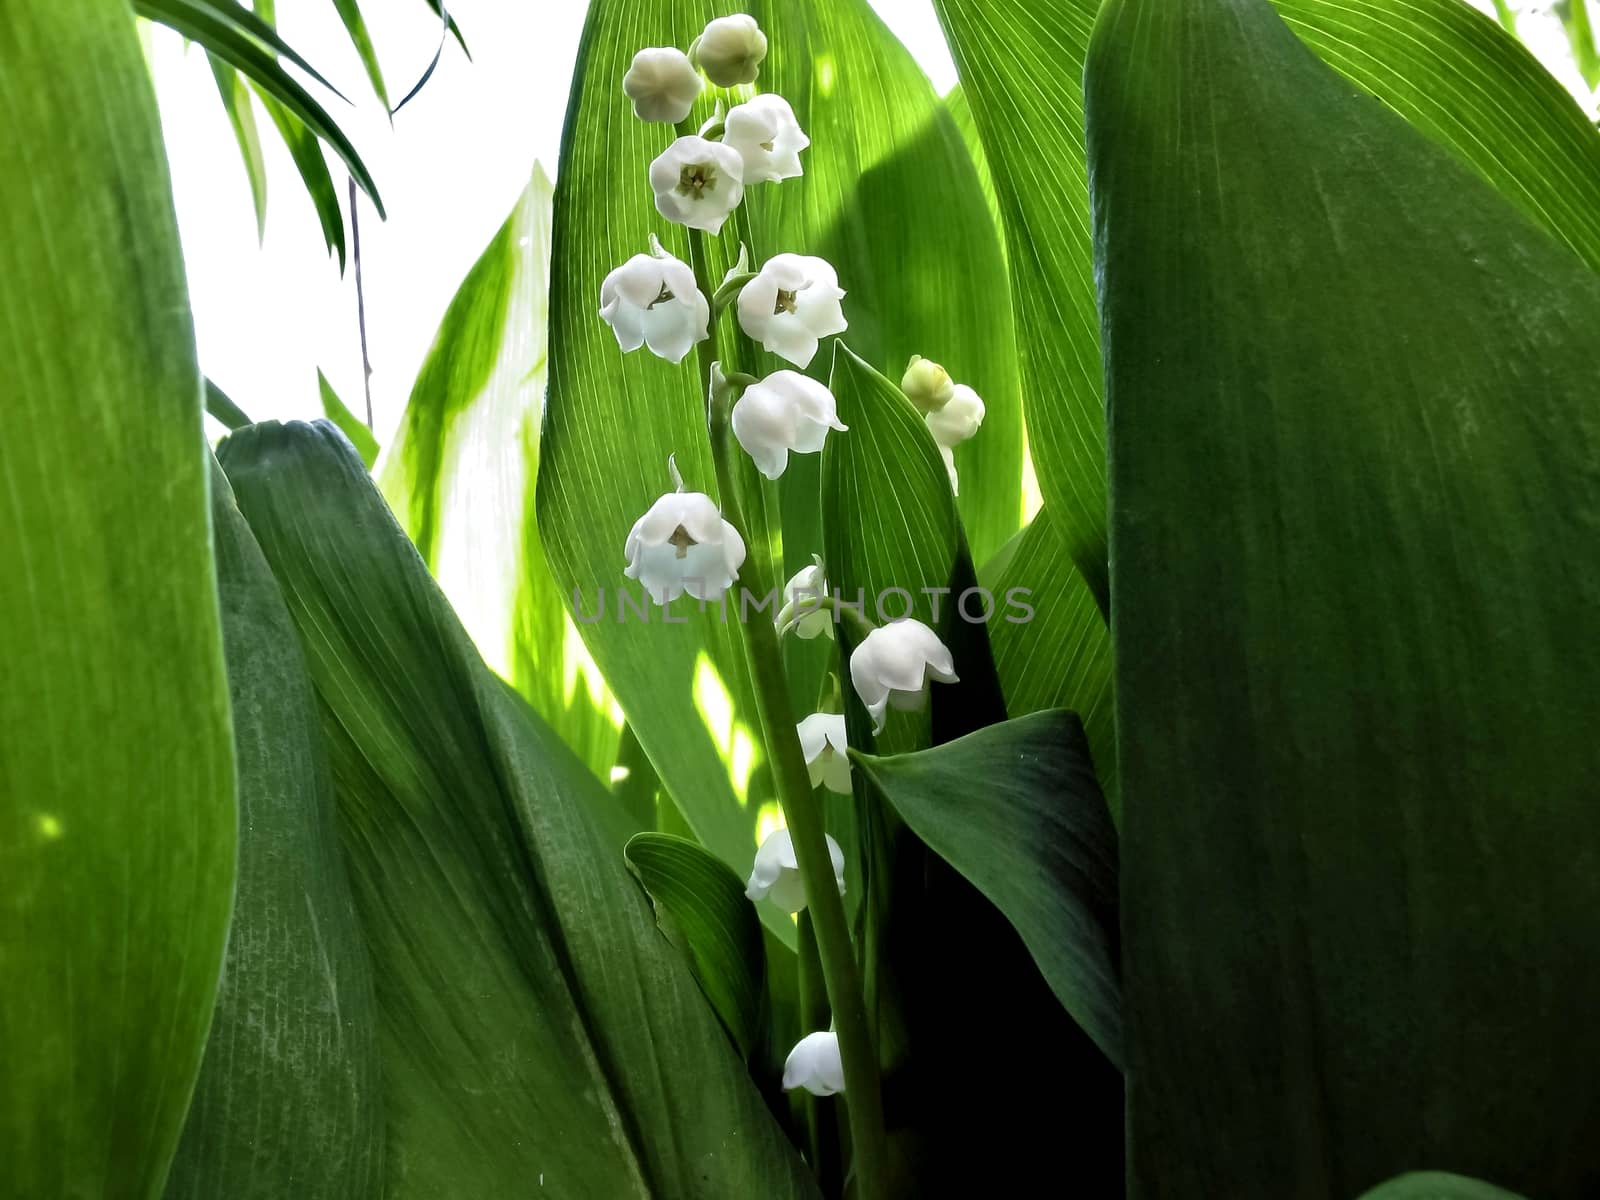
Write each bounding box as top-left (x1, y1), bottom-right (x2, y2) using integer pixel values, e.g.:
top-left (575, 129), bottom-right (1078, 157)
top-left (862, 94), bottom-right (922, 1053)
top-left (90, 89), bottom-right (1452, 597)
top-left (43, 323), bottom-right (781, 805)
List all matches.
top-left (11, 0), bottom-right (1600, 1198)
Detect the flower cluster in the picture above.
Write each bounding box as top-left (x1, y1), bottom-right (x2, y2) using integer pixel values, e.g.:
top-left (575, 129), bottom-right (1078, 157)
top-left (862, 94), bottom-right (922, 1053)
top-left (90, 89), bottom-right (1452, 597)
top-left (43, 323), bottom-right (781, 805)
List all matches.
top-left (600, 14), bottom-right (966, 1108)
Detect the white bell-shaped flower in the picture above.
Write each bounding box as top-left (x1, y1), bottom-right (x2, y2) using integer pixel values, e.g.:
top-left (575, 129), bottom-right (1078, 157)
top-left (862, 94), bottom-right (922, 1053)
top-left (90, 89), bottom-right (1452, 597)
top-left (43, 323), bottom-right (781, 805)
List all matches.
top-left (622, 47), bottom-right (703, 123)
top-left (849, 618), bottom-right (960, 734)
top-left (798, 713), bottom-right (851, 794)
top-left (724, 94), bottom-right (809, 184)
top-left (925, 383), bottom-right (986, 448)
top-left (623, 460), bottom-right (746, 604)
top-left (937, 442), bottom-right (960, 496)
top-left (598, 249), bottom-right (709, 364)
top-left (693, 13), bottom-right (768, 87)
top-left (736, 254), bottom-right (848, 368)
top-left (649, 135), bottom-right (746, 235)
top-left (776, 555), bottom-right (833, 641)
top-left (901, 355), bottom-right (955, 415)
top-left (745, 827), bottom-right (846, 913)
top-left (783, 1031), bottom-right (845, 1096)
top-left (730, 369), bottom-right (847, 479)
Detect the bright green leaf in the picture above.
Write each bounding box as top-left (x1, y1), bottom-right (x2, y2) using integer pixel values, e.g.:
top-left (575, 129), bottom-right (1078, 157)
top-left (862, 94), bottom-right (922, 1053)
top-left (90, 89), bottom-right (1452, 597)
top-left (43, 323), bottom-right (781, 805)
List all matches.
top-left (624, 832), bottom-right (767, 1060)
top-left (318, 368), bottom-right (377, 468)
top-left (208, 53), bottom-right (268, 237)
top-left (167, 463), bottom-right (382, 1200)
top-left (1087, 0), bottom-right (1600, 1193)
top-left (0, 2), bottom-right (235, 1194)
top-left (987, 510), bottom-right (1116, 807)
top-left (849, 710), bottom-right (1122, 1068)
top-left (332, 0), bottom-right (390, 110)
top-left (1358, 1173), bottom-right (1531, 1200)
top-left (380, 166), bottom-right (620, 782)
top-left (220, 420), bottom-right (816, 1198)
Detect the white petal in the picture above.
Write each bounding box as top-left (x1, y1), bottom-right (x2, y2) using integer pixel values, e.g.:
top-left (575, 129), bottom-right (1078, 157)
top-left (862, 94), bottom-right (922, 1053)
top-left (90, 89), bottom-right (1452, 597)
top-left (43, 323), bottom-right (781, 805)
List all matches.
top-left (600, 297), bottom-right (646, 352)
top-left (819, 750), bottom-right (853, 795)
top-left (783, 1031), bottom-right (845, 1095)
top-left (649, 137), bottom-right (746, 235)
top-left (766, 869), bottom-right (810, 913)
top-left (938, 442), bottom-right (959, 495)
top-left (849, 639), bottom-right (894, 734)
top-left (926, 384), bottom-right (986, 447)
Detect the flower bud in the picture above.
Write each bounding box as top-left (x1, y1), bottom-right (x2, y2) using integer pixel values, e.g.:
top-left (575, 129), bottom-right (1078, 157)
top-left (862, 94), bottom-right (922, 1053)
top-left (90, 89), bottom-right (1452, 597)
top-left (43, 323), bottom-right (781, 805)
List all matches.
top-left (745, 828), bottom-right (846, 912)
top-left (849, 618), bottom-right (959, 734)
top-left (783, 1031), bottom-right (845, 1096)
top-left (693, 14), bottom-right (768, 87)
top-left (901, 355), bottom-right (955, 414)
top-left (622, 47), bottom-right (702, 123)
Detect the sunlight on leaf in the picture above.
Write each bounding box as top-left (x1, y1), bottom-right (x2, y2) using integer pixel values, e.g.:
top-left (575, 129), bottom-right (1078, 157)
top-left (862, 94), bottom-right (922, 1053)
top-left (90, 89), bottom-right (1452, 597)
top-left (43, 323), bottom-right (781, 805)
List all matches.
top-left (693, 652), bottom-right (762, 804)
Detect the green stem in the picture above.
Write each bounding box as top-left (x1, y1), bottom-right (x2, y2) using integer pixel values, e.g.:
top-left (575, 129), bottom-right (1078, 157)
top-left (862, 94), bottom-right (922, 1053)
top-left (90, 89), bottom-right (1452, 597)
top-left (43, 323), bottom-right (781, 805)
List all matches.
top-left (684, 226), bottom-right (889, 1199)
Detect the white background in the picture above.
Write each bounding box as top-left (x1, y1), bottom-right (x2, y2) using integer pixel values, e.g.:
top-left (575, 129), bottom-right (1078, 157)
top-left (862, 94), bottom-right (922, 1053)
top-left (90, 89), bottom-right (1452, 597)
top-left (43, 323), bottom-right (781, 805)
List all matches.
top-left (150, 0), bottom-right (959, 441)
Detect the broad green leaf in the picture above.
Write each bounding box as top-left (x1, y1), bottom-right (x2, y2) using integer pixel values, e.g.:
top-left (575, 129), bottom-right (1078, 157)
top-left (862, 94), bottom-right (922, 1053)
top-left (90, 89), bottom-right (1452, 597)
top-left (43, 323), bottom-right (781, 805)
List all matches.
top-left (1087, 0), bottom-right (1600, 1194)
top-left (167, 464), bottom-right (381, 1200)
top-left (380, 167), bottom-right (619, 782)
top-left (624, 833), bottom-right (767, 1060)
top-left (220, 420), bottom-right (816, 1198)
top-left (318, 368), bottom-right (377, 467)
top-left (935, 0), bottom-right (1600, 610)
top-left (137, 0), bottom-right (383, 216)
top-left (988, 510), bottom-right (1116, 807)
top-left (850, 710), bottom-right (1122, 1068)
top-left (332, 0), bottom-right (390, 110)
top-left (1275, 0), bottom-right (1600, 274)
top-left (208, 53), bottom-right (268, 237)
top-left (1358, 1174), bottom-right (1530, 1200)
top-left (928, 0), bottom-right (1105, 605)
top-left (0, 2), bottom-right (235, 1195)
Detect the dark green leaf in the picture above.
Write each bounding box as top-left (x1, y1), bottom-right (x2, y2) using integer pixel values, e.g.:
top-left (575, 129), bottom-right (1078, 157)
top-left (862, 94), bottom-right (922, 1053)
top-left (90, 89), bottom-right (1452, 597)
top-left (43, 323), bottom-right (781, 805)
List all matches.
top-left (138, 0), bottom-right (384, 216)
top-left (205, 376), bottom-right (253, 430)
top-left (850, 710), bottom-right (1121, 1067)
top-left (624, 833), bottom-right (767, 1059)
top-left (1087, 0), bottom-right (1600, 1193)
top-left (220, 420), bottom-right (816, 1198)
top-left (935, 0), bottom-right (1600, 611)
top-left (255, 87), bottom-right (347, 269)
top-left (819, 348), bottom-right (1122, 1195)
top-left (318, 368), bottom-right (377, 467)
top-left (139, 0), bottom-right (347, 96)
top-left (167, 463), bottom-right (381, 1199)
top-left (0, 2), bottom-right (235, 1193)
